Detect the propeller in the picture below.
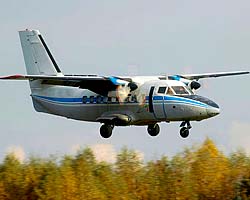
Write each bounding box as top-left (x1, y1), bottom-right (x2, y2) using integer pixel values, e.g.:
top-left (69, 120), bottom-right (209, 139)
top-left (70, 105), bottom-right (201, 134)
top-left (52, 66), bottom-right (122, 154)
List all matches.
top-left (108, 76), bottom-right (139, 103)
top-left (116, 85), bottom-right (131, 103)
top-left (116, 82), bottom-right (139, 103)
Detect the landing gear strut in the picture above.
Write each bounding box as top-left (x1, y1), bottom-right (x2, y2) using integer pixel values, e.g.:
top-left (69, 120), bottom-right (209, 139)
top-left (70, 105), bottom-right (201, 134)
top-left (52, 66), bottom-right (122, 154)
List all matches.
top-left (179, 121), bottom-right (192, 138)
top-left (147, 123), bottom-right (160, 136)
top-left (100, 124), bottom-right (114, 138)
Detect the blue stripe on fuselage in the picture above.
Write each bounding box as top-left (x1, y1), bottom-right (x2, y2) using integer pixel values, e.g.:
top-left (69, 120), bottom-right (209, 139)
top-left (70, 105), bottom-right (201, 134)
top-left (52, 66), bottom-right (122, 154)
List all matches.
top-left (33, 95), bottom-right (83, 103)
top-left (151, 95), bottom-right (208, 108)
top-left (33, 94), bottom-right (209, 108)
top-left (164, 96), bottom-right (208, 108)
top-left (153, 96), bottom-right (164, 100)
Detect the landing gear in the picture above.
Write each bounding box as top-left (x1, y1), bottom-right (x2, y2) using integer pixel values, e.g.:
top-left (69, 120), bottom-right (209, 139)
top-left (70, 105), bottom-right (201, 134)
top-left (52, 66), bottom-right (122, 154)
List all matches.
top-left (147, 124), bottom-right (160, 136)
top-left (179, 121), bottom-right (192, 138)
top-left (180, 127), bottom-right (189, 138)
top-left (100, 124), bottom-right (114, 138)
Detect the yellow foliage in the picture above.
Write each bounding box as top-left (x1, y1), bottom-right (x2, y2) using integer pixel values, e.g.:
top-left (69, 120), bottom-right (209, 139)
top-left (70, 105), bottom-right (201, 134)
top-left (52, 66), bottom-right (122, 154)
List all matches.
top-left (191, 138), bottom-right (233, 199)
top-left (0, 138), bottom-right (249, 199)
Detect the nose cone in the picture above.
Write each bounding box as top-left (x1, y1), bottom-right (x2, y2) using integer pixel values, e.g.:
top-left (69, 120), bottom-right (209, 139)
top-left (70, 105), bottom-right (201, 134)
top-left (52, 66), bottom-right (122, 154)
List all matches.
top-left (178, 95), bottom-right (220, 119)
top-left (207, 107), bottom-right (220, 117)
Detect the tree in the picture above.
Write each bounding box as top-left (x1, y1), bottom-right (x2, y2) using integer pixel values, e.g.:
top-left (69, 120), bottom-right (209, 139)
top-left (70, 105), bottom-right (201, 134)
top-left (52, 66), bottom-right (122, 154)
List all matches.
top-left (93, 162), bottom-right (123, 200)
top-left (190, 138), bottom-right (233, 199)
top-left (35, 159), bottom-right (61, 200)
top-left (0, 181), bottom-right (9, 200)
top-left (0, 138), bottom-right (247, 199)
top-left (0, 153), bottom-right (23, 199)
top-left (142, 156), bottom-right (171, 200)
top-left (59, 156), bottom-right (78, 200)
top-left (72, 148), bottom-right (106, 200)
top-left (115, 147), bottom-right (143, 199)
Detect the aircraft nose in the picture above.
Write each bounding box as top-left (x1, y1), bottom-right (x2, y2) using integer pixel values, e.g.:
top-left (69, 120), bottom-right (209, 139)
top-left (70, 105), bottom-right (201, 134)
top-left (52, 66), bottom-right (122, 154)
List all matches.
top-left (180, 95), bottom-right (220, 118)
top-left (206, 107), bottom-right (220, 117)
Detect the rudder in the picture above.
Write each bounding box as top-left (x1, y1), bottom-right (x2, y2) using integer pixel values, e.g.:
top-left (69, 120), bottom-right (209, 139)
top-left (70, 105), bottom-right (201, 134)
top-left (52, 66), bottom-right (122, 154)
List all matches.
top-left (19, 29), bottom-right (62, 76)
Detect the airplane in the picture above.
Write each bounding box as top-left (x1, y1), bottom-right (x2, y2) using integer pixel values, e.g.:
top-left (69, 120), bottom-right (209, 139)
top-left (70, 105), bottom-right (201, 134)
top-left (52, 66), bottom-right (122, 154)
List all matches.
top-left (0, 29), bottom-right (249, 138)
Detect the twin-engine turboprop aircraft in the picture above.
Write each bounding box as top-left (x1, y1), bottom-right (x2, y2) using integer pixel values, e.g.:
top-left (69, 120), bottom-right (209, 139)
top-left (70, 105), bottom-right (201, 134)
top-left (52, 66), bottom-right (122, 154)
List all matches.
top-left (1, 29), bottom-right (249, 138)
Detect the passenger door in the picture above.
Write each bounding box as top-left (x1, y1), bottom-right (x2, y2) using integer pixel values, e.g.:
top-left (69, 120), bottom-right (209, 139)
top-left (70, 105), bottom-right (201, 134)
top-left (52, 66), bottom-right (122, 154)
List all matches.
top-left (148, 86), bottom-right (166, 119)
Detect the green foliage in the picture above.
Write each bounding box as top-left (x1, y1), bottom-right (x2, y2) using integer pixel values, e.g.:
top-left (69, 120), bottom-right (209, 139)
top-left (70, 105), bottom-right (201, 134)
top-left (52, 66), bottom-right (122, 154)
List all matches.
top-left (0, 138), bottom-right (250, 199)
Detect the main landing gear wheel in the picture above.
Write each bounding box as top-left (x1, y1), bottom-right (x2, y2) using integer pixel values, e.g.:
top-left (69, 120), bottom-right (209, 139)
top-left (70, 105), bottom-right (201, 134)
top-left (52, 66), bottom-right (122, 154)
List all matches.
top-left (179, 121), bottom-right (192, 138)
top-left (100, 124), bottom-right (114, 138)
top-left (147, 124), bottom-right (160, 136)
top-left (180, 127), bottom-right (189, 138)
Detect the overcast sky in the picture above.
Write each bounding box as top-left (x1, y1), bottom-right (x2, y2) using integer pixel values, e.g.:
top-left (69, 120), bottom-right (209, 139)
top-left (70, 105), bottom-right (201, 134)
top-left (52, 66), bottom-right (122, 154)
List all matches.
top-left (0, 0), bottom-right (249, 161)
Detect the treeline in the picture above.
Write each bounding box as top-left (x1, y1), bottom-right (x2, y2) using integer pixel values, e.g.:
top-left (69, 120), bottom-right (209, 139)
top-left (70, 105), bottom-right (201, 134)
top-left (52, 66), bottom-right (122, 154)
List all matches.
top-left (0, 138), bottom-right (250, 200)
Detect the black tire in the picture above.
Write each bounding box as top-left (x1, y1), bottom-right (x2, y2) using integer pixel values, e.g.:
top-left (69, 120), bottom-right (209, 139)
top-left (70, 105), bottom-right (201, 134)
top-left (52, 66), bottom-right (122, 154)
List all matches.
top-left (180, 127), bottom-right (189, 138)
top-left (100, 124), bottom-right (113, 138)
top-left (147, 124), bottom-right (160, 136)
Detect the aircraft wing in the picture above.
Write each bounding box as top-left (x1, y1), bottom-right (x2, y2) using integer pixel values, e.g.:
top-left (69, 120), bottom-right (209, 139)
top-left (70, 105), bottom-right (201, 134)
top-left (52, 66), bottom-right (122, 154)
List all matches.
top-left (0, 74), bottom-right (130, 96)
top-left (178, 71), bottom-right (249, 80)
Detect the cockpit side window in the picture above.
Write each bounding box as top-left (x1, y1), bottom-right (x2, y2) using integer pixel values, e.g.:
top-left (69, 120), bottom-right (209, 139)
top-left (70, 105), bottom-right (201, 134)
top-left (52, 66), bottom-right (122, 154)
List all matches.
top-left (166, 87), bottom-right (175, 95)
top-left (158, 87), bottom-right (167, 94)
top-left (171, 86), bottom-right (189, 95)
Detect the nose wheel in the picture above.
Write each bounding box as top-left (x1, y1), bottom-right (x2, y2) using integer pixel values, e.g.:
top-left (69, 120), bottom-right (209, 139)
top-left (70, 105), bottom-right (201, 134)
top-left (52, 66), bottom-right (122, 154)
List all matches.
top-left (179, 121), bottom-right (192, 138)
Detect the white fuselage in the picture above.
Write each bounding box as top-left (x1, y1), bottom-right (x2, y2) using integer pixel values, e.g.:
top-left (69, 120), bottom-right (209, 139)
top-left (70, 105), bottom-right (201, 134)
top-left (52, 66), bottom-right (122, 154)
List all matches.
top-left (30, 78), bottom-right (219, 126)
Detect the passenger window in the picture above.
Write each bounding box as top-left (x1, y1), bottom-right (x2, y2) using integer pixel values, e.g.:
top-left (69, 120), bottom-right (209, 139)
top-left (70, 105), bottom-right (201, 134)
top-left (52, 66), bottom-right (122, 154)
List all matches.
top-left (96, 96), bottom-right (103, 103)
top-left (166, 87), bottom-right (174, 95)
top-left (110, 97), bottom-right (117, 103)
top-left (103, 97), bottom-right (108, 103)
top-left (158, 87), bottom-right (166, 94)
top-left (82, 96), bottom-right (88, 104)
top-left (89, 96), bottom-right (95, 103)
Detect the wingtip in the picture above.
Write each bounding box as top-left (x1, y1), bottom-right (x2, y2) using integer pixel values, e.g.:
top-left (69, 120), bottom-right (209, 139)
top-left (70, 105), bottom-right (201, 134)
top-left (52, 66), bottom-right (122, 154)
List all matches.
top-left (0, 74), bottom-right (24, 79)
top-left (237, 71), bottom-right (250, 75)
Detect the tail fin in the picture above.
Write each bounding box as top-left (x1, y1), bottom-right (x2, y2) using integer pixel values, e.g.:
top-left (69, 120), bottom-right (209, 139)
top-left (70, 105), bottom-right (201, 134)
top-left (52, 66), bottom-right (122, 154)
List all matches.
top-left (19, 29), bottom-right (62, 76)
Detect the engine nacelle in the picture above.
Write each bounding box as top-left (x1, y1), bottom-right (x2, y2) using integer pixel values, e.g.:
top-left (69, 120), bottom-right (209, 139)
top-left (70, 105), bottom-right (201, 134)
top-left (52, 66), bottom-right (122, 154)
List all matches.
top-left (189, 81), bottom-right (201, 90)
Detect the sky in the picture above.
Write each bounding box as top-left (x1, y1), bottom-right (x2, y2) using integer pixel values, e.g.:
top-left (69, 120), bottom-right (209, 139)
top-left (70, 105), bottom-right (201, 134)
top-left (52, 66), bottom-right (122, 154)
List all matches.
top-left (0, 0), bottom-right (249, 162)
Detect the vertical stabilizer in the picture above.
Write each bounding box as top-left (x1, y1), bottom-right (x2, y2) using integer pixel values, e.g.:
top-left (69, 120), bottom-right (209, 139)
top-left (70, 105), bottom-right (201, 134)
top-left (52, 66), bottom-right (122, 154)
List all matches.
top-left (19, 29), bottom-right (63, 112)
top-left (19, 29), bottom-right (62, 76)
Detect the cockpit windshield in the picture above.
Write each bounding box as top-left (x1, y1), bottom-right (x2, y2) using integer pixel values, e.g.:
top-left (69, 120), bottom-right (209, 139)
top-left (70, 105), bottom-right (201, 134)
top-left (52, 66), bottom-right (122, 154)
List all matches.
top-left (171, 86), bottom-right (190, 95)
top-left (185, 86), bottom-right (194, 94)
